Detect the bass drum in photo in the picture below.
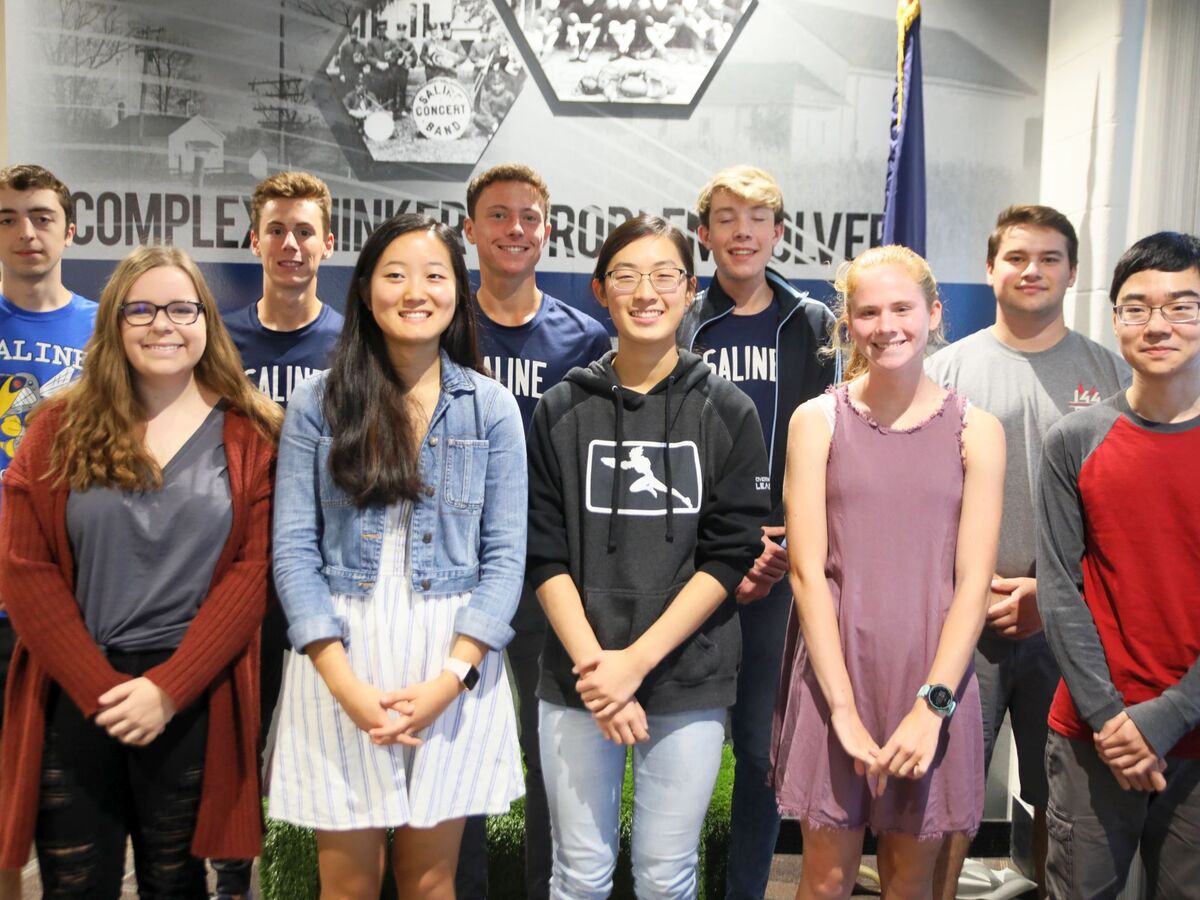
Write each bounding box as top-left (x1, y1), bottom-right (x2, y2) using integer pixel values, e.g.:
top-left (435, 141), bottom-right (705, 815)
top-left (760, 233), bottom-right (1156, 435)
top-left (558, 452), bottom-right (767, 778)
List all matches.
top-left (363, 110), bottom-right (395, 142)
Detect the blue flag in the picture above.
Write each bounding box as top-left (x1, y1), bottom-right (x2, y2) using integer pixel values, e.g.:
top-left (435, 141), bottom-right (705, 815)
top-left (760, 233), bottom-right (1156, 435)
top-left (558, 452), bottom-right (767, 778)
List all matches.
top-left (882, 0), bottom-right (925, 255)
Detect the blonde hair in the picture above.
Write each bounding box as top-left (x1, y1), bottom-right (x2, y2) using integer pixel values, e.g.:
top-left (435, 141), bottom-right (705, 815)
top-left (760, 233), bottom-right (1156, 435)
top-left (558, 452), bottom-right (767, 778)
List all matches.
top-left (45, 245), bottom-right (282, 490)
top-left (826, 245), bottom-right (944, 382)
top-left (251, 170), bottom-right (333, 235)
top-left (696, 165), bottom-right (784, 226)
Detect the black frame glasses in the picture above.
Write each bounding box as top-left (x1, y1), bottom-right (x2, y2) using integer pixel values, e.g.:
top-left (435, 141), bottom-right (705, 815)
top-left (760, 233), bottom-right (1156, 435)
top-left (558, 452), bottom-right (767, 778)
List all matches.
top-left (1114, 300), bottom-right (1200, 326)
top-left (120, 300), bottom-right (206, 326)
top-left (604, 267), bottom-right (688, 294)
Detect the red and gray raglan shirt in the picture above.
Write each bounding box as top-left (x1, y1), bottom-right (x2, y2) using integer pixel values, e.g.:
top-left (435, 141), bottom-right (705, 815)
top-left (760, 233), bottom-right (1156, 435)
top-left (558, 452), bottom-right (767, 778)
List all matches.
top-left (1037, 391), bottom-right (1200, 759)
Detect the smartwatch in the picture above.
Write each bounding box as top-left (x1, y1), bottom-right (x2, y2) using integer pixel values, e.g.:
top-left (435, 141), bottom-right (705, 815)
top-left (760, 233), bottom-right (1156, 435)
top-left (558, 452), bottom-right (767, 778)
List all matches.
top-left (442, 657), bottom-right (480, 692)
top-left (917, 683), bottom-right (956, 718)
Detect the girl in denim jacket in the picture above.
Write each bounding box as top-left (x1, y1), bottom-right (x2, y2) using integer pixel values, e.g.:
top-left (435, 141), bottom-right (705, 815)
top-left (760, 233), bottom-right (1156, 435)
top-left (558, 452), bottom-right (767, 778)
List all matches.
top-left (268, 214), bottom-right (526, 897)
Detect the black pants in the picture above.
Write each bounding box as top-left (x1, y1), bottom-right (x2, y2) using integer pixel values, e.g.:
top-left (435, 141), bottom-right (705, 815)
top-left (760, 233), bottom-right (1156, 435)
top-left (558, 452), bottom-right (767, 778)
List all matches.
top-left (456, 584), bottom-right (552, 900)
top-left (0, 617), bottom-right (14, 733)
top-left (389, 68), bottom-right (410, 111)
top-left (212, 598), bottom-right (287, 896)
top-left (36, 648), bottom-right (209, 900)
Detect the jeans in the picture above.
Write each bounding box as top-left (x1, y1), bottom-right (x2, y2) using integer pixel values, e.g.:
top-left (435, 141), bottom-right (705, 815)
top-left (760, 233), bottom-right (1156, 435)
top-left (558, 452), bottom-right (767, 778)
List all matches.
top-left (540, 701), bottom-right (725, 900)
top-left (975, 631), bottom-right (1059, 807)
top-left (725, 579), bottom-right (790, 899)
top-left (36, 649), bottom-right (209, 900)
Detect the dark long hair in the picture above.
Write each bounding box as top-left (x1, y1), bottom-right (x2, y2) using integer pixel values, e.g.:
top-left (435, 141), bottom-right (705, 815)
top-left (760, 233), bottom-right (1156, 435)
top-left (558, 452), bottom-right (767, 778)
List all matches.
top-left (324, 213), bottom-right (483, 507)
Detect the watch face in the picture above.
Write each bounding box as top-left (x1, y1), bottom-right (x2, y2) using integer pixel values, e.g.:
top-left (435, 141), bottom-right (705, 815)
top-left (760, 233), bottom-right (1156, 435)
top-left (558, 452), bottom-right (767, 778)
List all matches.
top-left (929, 685), bottom-right (953, 709)
top-left (463, 666), bottom-right (481, 690)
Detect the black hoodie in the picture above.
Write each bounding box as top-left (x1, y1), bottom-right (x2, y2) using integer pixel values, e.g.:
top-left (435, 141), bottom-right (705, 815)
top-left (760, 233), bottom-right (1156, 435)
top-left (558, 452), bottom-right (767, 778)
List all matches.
top-left (527, 350), bottom-right (770, 714)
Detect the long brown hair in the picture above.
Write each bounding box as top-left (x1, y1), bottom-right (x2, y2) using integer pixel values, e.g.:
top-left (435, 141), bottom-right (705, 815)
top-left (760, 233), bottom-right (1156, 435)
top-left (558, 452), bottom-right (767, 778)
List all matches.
top-left (824, 244), bottom-right (944, 382)
top-left (45, 245), bottom-right (282, 490)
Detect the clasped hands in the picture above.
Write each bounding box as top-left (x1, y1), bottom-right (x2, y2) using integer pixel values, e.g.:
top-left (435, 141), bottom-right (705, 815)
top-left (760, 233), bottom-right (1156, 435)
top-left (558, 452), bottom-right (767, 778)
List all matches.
top-left (831, 700), bottom-right (944, 798)
top-left (574, 648), bottom-right (651, 746)
top-left (331, 673), bottom-right (462, 747)
top-left (986, 576), bottom-right (1042, 640)
top-left (95, 677), bottom-right (177, 747)
top-left (1094, 711), bottom-right (1166, 792)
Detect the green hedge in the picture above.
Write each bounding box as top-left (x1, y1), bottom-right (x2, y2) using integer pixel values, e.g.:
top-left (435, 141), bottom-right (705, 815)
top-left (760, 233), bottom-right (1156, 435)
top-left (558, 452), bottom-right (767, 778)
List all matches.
top-left (261, 745), bottom-right (735, 899)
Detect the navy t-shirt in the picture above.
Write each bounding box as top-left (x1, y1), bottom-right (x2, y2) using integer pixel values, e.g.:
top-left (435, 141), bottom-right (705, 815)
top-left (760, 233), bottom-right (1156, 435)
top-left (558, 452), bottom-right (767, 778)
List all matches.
top-left (698, 305), bottom-right (778, 446)
top-left (224, 301), bottom-right (344, 408)
top-left (474, 292), bottom-right (612, 431)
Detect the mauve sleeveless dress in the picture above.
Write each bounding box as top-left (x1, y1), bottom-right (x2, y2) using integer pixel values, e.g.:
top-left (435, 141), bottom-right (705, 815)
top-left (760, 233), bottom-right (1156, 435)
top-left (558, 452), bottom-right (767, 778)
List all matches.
top-left (770, 384), bottom-right (984, 839)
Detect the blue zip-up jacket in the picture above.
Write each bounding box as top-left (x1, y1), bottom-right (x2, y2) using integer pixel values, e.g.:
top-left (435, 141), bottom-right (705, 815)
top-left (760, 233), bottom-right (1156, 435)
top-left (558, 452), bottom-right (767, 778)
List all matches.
top-left (678, 268), bottom-right (838, 522)
top-left (272, 353), bottom-right (527, 653)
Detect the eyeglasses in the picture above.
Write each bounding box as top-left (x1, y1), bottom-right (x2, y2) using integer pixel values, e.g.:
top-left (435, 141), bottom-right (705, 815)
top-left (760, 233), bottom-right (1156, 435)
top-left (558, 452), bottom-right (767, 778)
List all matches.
top-left (605, 267), bottom-right (688, 294)
top-left (120, 300), bottom-right (206, 326)
top-left (1114, 300), bottom-right (1200, 326)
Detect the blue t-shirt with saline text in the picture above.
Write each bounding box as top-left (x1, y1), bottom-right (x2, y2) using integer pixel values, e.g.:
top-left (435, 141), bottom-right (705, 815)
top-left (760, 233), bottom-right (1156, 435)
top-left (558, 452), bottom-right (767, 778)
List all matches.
top-left (1, 291), bottom-right (97, 478)
top-left (474, 292), bottom-right (612, 431)
top-left (1, 290), bottom-right (98, 617)
top-left (698, 305), bottom-right (778, 446)
top-left (224, 300), bottom-right (343, 408)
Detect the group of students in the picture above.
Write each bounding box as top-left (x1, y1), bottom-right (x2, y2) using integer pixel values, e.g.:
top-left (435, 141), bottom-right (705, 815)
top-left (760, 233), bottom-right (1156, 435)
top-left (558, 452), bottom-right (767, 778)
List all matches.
top-left (0, 158), bottom-right (1196, 900)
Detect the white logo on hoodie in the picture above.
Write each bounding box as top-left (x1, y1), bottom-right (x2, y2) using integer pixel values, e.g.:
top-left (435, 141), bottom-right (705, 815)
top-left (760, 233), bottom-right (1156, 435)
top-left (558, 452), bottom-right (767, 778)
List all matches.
top-left (585, 440), bottom-right (702, 515)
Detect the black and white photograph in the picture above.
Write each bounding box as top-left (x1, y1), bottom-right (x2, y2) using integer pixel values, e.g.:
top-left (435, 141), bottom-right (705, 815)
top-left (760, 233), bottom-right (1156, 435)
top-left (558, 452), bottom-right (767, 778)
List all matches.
top-left (325, 0), bottom-right (526, 165)
top-left (505, 0), bottom-right (753, 105)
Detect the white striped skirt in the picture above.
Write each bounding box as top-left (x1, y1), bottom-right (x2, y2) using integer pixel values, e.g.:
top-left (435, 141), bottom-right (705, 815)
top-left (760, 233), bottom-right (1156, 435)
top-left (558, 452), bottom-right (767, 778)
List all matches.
top-left (266, 503), bottom-right (524, 830)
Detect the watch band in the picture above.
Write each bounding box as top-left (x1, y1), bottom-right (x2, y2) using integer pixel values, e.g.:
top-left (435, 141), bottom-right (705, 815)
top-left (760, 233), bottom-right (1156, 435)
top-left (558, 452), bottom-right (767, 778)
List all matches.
top-left (442, 657), bottom-right (480, 691)
top-left (917, 683), bottom-right (956, 718)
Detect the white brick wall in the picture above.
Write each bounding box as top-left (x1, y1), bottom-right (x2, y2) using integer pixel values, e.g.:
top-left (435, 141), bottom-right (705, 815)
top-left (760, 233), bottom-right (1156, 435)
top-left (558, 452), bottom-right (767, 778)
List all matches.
top-left (1040, 0), bottom-right (1148, 350)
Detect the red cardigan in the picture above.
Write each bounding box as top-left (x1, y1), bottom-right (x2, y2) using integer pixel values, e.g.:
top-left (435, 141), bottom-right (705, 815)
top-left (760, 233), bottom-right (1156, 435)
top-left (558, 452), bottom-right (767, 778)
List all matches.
top-left (0, 402), bottom-right (275, 866)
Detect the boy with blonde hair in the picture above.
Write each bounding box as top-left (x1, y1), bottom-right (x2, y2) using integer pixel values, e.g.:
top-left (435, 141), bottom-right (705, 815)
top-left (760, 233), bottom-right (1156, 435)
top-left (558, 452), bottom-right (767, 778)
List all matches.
top-left (679, 164), bottom-right (837, 899)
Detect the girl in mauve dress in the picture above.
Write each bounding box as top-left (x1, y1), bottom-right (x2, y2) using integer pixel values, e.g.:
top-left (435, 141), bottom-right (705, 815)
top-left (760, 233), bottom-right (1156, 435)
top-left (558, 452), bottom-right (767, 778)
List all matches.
top-left (771, 245), bottom-right (1005, 898)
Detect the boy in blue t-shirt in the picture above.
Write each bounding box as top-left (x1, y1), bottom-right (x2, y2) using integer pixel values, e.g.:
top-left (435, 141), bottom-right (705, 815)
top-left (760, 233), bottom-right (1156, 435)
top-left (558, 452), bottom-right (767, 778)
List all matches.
top-left (223, 171), bottom-right (343, 409)
top-left (214, 171), bottom-right (343, 900)
top-left (455, 163), bottom-right (611, 900)
top-left (0, 163), bottom-right (97, 898)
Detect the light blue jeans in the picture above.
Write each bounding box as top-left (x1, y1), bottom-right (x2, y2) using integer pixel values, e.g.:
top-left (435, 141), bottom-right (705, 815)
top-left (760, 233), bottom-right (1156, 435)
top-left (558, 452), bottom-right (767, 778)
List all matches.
top-left (539, 701), bottom-right (725, 900)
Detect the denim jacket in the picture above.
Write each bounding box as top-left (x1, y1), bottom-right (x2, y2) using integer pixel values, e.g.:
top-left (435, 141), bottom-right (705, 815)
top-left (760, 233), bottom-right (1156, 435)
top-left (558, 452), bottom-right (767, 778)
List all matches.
top-left (273, 353), bottom-right (527, 653)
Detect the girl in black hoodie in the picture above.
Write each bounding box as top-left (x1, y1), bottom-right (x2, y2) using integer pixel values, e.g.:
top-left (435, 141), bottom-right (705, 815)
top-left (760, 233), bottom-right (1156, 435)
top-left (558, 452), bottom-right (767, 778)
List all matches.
top-left (526, 215), bottom-right (770, 898)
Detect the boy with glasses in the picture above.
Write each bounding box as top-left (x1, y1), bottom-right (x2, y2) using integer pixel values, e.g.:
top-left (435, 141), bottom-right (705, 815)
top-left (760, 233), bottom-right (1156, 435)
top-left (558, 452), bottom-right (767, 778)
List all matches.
top-left (927, 205), bottom-right (1129, 898)
top-left (1037, 230), bottom-right (1200, 898)
top-left (0, 163), bottom-right (95, 900)
top-left (455, 163), bottom-right (611, 900)
top-left (678, 165), bottom-right (837, 900)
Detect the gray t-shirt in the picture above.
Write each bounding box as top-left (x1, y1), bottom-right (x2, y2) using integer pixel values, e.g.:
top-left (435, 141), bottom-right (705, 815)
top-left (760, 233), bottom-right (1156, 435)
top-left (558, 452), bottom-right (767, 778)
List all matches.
top-left (926, 328), bottom-right (1130, 653)
top-left (67, 404), bottom-right (232, 651)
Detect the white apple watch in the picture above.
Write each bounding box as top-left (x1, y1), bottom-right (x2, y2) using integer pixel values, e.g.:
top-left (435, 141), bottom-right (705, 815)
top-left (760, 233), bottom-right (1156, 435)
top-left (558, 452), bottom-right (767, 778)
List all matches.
top-left (442, 657), bottom-right (480, 691)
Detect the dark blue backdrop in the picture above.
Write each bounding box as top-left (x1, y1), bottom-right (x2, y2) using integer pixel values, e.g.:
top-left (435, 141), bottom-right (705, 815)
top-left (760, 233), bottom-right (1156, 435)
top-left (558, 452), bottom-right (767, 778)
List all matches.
top-left (62, 260), bottom-right (996, 345)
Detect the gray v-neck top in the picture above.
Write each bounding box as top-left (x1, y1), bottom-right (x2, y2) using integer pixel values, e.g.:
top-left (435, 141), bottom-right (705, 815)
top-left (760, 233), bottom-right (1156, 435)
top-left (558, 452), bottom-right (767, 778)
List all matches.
top-left (67, 403), bottom-right (232, 651)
